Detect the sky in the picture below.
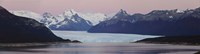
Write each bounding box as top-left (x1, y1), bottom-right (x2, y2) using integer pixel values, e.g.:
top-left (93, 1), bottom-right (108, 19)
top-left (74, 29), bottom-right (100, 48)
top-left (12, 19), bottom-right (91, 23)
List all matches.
top-left (0, 0), bottom-right (200, 15)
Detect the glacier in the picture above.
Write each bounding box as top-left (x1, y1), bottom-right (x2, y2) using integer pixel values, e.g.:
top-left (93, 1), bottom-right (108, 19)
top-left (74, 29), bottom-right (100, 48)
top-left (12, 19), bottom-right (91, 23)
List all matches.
top-left (52, 31), bottom-right (159, 43)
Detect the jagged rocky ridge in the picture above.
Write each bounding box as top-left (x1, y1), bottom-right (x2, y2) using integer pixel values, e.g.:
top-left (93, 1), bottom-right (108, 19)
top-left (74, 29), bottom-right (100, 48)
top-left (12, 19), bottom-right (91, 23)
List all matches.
top-left (49, 14), bottom-right (92, 31)
top-left (88, 8), bottom-right (200, 36)
top-left (0, 6), bottom-right (80, 43)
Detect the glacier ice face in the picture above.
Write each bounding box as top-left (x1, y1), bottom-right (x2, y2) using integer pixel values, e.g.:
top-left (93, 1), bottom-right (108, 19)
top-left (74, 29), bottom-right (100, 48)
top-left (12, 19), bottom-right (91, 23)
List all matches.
top-left (52, 31), bottom-right (159, 43)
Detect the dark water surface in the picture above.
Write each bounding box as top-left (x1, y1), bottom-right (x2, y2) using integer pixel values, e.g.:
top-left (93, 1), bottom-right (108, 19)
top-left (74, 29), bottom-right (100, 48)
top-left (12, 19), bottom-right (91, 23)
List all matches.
top-left (0, 43), bottom-right (199, 54)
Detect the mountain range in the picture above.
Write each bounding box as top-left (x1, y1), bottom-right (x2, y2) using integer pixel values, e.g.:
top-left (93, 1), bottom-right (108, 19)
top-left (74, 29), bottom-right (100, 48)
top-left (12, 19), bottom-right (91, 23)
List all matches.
top-left (11, 7), bottom-right (200, 36)
top-left (88, 8), bottom-right (200, 36)
top-left (0, 6), bottom-right (80, 43)
top-left (11, 10), bottom-right (107, 31)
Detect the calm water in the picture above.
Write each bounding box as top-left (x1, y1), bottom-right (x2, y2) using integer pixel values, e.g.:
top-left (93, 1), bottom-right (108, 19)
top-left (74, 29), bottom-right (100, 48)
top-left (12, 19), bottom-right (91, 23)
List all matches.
top-left (0, 31), bottom-right (199, 54)
top-left (0, 43), bottom-right (200, 54)
top-left (52, 31), bottom-right (159, 42)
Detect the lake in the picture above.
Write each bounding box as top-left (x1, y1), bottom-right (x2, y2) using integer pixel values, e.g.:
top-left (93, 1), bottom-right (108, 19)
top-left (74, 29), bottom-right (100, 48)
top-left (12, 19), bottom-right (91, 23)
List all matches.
top-left (52, 31), bottom-right (159, 42)
top-left (0, 31), bottom-right (199, 54)
top-left (0, 43), bottom-right (200, 54)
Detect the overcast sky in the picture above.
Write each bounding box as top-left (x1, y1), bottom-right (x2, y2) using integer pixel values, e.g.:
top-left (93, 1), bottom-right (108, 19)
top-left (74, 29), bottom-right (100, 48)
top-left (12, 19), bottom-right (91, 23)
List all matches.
top-left (0, 0), bottom-right (200, 15)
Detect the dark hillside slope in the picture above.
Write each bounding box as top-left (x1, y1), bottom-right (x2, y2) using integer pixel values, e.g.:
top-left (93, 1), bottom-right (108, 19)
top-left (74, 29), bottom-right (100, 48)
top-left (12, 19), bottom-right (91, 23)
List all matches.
top-left (0, 6), bottom-right (75, 43)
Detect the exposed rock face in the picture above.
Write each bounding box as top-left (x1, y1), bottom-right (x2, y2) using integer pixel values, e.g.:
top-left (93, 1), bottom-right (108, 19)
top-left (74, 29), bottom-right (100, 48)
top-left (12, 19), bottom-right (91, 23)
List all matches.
top-left (0, 6), bottom-right (74, 43)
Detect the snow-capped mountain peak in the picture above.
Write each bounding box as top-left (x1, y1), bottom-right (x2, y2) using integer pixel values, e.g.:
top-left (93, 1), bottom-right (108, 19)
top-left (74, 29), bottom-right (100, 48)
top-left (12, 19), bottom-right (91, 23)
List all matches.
top-left (113, 9), bottom-right (129, 18)
top-left (11, 9), bottom-right (108, 30)
top-left (79, 13), bottom-right (107, 25)
top-left (176, 9), bottom-right (185, 13)
top-left (63, 9), bottom-right (78, 17)
top-left (69, 9), bottom-right (77, 14)
top-left (119, 9), bottom-right (128, 14)
top-left (41, 12), bottom-right (64, 27)
top-left (72, 14), bottom-right (81, 18)
top-left (118, 9), bottom-right (128, 15)
top-left (62, 9), bottom-right (107, 25)
top-left (43, 12), bottom-right (54, 18)
top-left (70, 14), bottom-right (83, 23)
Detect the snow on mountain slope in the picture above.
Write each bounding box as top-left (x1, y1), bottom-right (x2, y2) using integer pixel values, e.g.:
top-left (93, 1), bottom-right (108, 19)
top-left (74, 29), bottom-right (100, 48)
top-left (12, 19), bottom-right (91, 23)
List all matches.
top-left (11, 10), bottom-right (108, 26)
top-left (40, 12), bottom-right (60, 27)
top-left (80, 13), bottom-right (107, 25)
top-left (63, 9), bottom-right (78, 18)
top-left (61, 9), bottom-right (107, 25)
top-left (49, 11), bottom-right (93, 31)
top-left (10, 11), bottom-right (42, 21)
